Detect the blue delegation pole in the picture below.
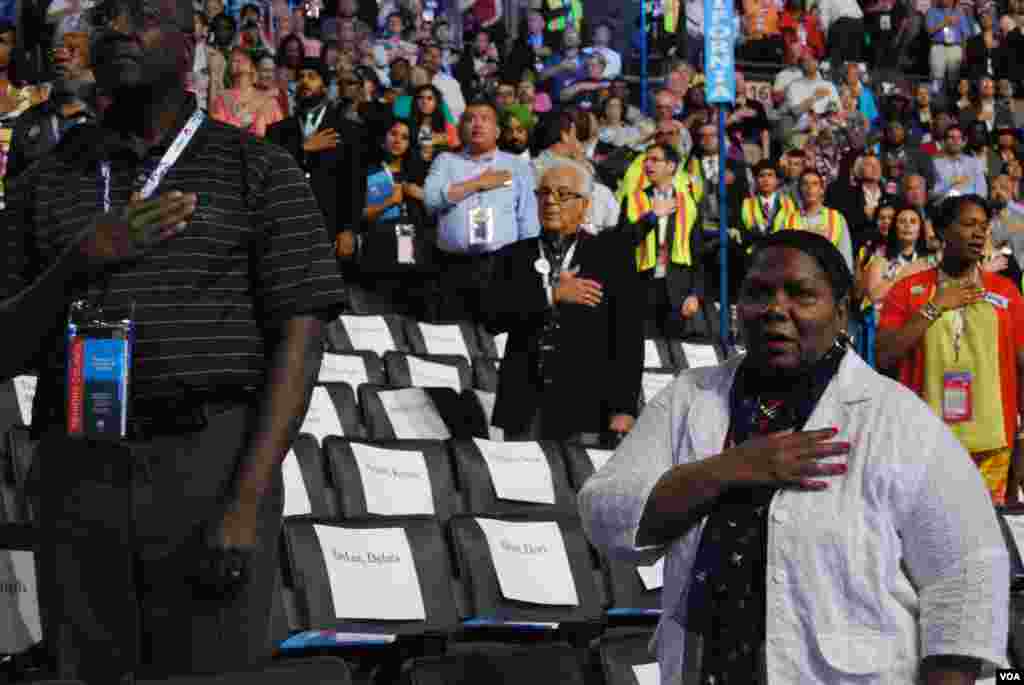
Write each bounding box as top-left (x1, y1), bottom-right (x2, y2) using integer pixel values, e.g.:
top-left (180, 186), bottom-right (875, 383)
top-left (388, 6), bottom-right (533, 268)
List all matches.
top-left (718, 106), bottom-right (730, 349)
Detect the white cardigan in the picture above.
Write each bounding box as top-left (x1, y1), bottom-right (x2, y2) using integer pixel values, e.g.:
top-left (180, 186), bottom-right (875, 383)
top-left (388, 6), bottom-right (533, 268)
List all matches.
top-left (579, 351), bottom-right (1009, 684)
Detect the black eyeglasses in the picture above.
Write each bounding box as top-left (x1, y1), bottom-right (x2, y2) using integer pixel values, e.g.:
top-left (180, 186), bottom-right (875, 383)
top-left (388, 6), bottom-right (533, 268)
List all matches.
top-left (535, 188), bottom-right (586, 203)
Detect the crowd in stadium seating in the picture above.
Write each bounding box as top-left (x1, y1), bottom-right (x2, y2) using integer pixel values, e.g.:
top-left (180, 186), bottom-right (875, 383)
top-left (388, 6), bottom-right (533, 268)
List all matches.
top-left (1, 0), bottom-right (1024, 679)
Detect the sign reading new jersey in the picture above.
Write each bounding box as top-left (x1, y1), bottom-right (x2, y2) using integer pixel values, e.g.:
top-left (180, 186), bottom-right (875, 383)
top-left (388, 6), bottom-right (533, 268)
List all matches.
top-left (704, 0), bottom-right (738, 104)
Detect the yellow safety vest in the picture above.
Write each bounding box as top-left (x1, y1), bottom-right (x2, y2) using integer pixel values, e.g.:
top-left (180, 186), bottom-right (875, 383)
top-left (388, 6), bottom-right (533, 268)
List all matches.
top-left (772, 206), bottom-right (845, 246)
top-left (741, 194), bottom-right (796, 232)
top-left (664, 0), bottom-right (679, 32)
top-left (616, 152), bottom-right (702, 205)
top-left (545, 0), bottom-right (583, 33)
top-left (629, 189), bottom-right (697, 271)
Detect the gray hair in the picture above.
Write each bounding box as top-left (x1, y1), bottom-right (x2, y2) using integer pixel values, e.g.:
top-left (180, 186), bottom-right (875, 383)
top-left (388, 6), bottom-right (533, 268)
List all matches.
top-left (533, 154), bottom-right (595, 195)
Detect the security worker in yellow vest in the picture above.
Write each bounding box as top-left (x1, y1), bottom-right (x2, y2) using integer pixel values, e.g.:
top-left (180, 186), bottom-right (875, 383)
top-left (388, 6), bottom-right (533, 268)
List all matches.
top-left (772, 168), bottom-right (855, 271)
top-left (618, 142), bottom-right (706, 339)
top-left (740, 160), bottom-right (797, 252)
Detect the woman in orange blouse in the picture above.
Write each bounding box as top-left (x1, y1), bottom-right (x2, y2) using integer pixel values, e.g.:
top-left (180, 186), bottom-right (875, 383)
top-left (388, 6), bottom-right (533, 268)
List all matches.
top-left (210, 47), bottom-right (284, 137)
top-left (877, 194), bottom-right (1024, 505)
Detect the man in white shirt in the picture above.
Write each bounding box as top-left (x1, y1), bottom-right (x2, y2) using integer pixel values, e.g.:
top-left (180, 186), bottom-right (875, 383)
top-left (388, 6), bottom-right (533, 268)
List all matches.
top-left (782, 52), bottom-right (841, 136)
top-left (422, 41), bottom-right (465, 122)
top-left (817, 0), bottom-right (865, 66)
top-left (771, 35), bottom-right (805, 106)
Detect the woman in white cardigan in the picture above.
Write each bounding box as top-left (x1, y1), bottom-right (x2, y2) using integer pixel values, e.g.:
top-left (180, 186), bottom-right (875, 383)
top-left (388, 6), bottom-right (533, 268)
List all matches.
top-left (579, 230), bottom-right (1009, 685)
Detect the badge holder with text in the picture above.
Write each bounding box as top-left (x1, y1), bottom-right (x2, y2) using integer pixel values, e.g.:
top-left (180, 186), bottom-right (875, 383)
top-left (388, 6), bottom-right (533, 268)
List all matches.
top-left (65, 300), bottom-right (135, 440)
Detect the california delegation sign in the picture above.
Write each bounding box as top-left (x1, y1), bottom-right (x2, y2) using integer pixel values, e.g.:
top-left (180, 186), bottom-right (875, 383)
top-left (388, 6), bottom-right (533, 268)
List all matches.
top-left (704, 0), bottom-right (738, 104)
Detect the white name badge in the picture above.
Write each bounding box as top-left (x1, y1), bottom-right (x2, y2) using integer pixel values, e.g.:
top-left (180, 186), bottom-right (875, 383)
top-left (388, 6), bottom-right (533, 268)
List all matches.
top-left (13, 375), bottom-right (36, 426)
top-left (586, 448), bottom-right (613, 473)
top-left (379, 388), bottom-right (452, 440)
top-left (418, 323), bottom-right (470, 357)
top-left (880, 12), bottom-right (891, 30)
top-left (407, 356), bottom-right (463, 393)
top-left (644, 340), bottom-right (663, 368)
top-left (642, 372), bottom-right (675, 403)
top-left (282, 449), bottom-right (313, 516)
top-left (312, 525), bottom-right (427, 621)
top-left (350, 443), bottom-right (435, 516)
top-left (943, 25), bottom-right (954, 43)
top-left (300, 386), bottom-right (345, 445)
top-left (0, 550), bottom-right (41, 655)
top-left (341, 315), bottom-right (397, 356)
top-left (475, 518), bottom-right (579, 606)
top-left (493, 332), bottom-right (508, 359)
top-left (318, 353), bottom-right (369, 389)
top-left (468, 206), bottom-right (496, 246)
top-left (636, 557), bottom-right (665, 590)
top-left (473, 438), bottom-right (556, 504)
top-left (682, 343), bottom-right (718, 368)
top-left (632, 663), bottom-right (662, 685)
top-left (397, 224), bottom-right (416, 265)
top-left (474, 390), bottom-right (505, 442)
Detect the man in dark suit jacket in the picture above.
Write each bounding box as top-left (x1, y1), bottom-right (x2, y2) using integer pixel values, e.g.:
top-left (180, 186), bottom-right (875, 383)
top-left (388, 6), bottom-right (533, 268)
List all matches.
top-left (482, 159), bottom-right (642, 442)
top-left (267, 57), bottom-right (365, 258)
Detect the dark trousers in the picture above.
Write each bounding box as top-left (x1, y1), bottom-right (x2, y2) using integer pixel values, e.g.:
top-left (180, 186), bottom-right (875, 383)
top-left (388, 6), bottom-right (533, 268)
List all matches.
top-left (828, 17), bottom-right (865, 67)
top-left (30, 402), bottom-right (284, 684)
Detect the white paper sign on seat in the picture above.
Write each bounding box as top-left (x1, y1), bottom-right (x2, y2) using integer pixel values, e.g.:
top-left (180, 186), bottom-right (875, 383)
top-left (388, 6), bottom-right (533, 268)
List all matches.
top-left (350, 443), bottom-right (435, 515)
top-left (493, 333), bottom-right (508, 359)
top-left (407, 356), bottom-right (462, 393)
top-left (632, 663), bottom-right (662, 685)
top-left (643, 340), bottom-right (662, 368)
top-left (681, 343), bottom-right (718, 369)
top-left (642, 373), bottom-right (675, 403)
top-left (282, 449), bottom-right (313, 516)
top-left (473, 439), bottom-right (555, 504)
top-left (341, 316), bottom-right (397, 356)
top-left (586, 448), bottom-right (613, 473)
top-left (13, 376), bottom-right (36, 427)
top-left (379, 388), bottom-right (451, 440)
top-left (313, 525), bottom-right (427, 621)
top-left (0, 550), bottom-right (41, 654)
top-left (318, 353), bottom-right (369, 389)
top-left (418, 323), bottom-right (470, 357)
top-left (475, 518), bottom-right (579, 606)
top-left (636, 557), bottom-right (665, 590)
top-left (300, 386), bottom-right (345, 445)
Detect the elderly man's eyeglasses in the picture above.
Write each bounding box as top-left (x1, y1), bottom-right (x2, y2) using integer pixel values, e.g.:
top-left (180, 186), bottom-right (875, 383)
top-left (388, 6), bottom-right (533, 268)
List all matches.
top-left (536, 188), bottom-right (586, 203)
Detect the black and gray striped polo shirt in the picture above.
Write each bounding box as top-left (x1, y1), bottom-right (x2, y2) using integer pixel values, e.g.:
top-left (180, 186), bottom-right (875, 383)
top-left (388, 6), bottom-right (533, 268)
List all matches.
top-left (0, 99), bottom-right (347, 417)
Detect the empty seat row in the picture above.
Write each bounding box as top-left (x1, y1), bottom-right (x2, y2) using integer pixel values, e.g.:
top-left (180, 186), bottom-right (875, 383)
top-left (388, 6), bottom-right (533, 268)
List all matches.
top-left (326, 316), bottom-right (507, 361)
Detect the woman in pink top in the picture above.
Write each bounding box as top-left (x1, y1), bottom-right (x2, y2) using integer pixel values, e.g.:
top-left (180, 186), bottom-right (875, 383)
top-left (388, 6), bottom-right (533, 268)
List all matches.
top-left (210, 48), bottom-right (285, 137)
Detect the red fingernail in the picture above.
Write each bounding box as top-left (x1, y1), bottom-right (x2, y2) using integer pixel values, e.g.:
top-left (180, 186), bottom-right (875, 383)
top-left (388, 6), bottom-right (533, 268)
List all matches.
top-left (830, 426), bottom-right (839, 436)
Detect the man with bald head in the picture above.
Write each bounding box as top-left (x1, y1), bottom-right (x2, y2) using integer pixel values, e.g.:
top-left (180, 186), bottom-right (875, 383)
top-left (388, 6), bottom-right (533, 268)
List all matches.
top-left (0, 0), bottom-right (346, 679)
top-left (482, 160), bottom-right (642, 443)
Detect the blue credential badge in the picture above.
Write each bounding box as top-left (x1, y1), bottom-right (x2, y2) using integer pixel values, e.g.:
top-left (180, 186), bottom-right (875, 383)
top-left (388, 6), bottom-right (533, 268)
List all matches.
top-left (66, 304), bottom-right (134, 440)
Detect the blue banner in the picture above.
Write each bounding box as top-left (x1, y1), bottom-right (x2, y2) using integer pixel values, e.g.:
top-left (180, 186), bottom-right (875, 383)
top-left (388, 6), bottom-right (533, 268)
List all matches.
top-left (703, 0), bottom-right (738, 105)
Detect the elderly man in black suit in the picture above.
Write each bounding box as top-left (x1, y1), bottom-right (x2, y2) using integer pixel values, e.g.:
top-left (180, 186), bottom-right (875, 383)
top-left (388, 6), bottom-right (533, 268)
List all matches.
top-left (267, 57), bottom-right (365, 258)
top-left (482, 159), bottom-right (643, 443)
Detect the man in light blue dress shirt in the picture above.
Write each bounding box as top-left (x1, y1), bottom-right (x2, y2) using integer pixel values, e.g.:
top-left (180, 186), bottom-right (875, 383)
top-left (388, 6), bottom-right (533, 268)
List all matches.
top-left (931, 124), bottom-right (988, 201)
top-left (425, 100), bottom-right (541, 320)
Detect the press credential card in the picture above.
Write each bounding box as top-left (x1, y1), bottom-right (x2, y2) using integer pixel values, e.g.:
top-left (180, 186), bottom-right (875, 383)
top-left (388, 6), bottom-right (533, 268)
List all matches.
top-left (341, 315), bottom-right (396, 356)
top-left (682, 343), bottom-right (718, 368)
top-left (300, 386), bottom-right (345, 444)
top-left (313, 525), bottom-right (426, 621)
top-left (350, 443), bottom-right (435, 515)
top-left (0, 550), bottom-right (41, 654)
top-left (417, 323), bottom-right (470, 357)
top-left (632, 663), bottom-right (661, 685)
top-left (407, 356), bottom-right (462, 393)
top-left (493, 333), bottom-right (508, 358)
top-left (379, 388), bottom-right (451, 440)
top-left (474, 438), bottom-right (555, 504)
top-left (636, 557), bottom-right (665, 590)
top-left (586, 448), bottom-right (613, 473)
top-left (642, 373), bottom-right (675, 403)
top-left (318, 353), bottom-right (369, 389)
top-left (644, 340), bottom-right (662, 368)
top-left (13, 375), bottom-right (36, 426)
top-left (475, 518), bottom-right (579, 606)
top-left (282, 449), bottom-right (313, 516)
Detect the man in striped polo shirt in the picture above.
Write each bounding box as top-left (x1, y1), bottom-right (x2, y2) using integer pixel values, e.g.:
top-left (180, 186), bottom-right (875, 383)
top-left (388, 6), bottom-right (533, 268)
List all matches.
top-left (0, 0), bottom-right (346, 680)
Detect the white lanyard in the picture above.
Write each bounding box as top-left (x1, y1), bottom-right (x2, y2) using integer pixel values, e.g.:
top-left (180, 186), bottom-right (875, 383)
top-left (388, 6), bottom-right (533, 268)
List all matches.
top-left (302, 104), bottom-right (327, 140)
top-left (536, 237), bottom-right (579, 292)
top-left (99, 109), bottom-right (205, 214)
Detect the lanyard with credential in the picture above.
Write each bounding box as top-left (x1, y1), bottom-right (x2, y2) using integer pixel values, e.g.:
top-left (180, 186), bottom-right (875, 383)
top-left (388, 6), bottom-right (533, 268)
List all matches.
top-left (301, 104), bottom-right (327, 140)
top-left (535, 237), bottom-right (579, 299)
top-left (98, 109), bottom-right (206, 214)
